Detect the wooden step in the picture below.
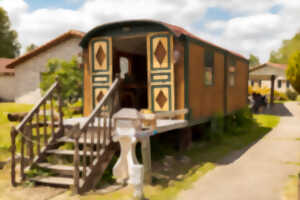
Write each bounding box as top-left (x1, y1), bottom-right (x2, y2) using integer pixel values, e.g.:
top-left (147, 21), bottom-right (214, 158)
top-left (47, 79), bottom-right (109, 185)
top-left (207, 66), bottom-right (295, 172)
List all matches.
top-left (30, 176), bottom-right (78, 186)
top-left (37, 163), bottom-right (84, 176)
top-left (46, 149), bottom-right (104, 156)
top-left (37, 163), bottom-right (79, 172)
top-left (57, 136), bottom-right (111, 145)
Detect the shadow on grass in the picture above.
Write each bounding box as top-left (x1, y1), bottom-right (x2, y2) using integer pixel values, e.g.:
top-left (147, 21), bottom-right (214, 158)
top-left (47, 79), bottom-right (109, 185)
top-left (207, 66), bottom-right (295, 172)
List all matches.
top-left (145, 116), bottom-right (276, 190)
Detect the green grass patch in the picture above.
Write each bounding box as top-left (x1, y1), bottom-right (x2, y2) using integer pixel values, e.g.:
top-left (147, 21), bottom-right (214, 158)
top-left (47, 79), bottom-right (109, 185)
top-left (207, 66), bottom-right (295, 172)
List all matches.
top-left (0, 107), bottom-right (280, 200)
top-left (282, 175), bottom-right (298, 200)
top-left (77, 112), bottom-right (280, 200)
top-left (0, 103), bottom-right (33, 114)
top-left (0, 103), bottom-right (33, 162)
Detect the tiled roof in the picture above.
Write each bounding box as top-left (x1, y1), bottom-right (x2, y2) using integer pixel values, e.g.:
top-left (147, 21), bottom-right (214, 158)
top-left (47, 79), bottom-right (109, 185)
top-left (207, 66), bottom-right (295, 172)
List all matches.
top-left (0, 58), bottom-right (14, 76)
top-left (266, 62), bottom-right (287, 70)
top-left (250, 62), bottom-right (287, 72)
top-left (7, 30), bottom-right (85, 68)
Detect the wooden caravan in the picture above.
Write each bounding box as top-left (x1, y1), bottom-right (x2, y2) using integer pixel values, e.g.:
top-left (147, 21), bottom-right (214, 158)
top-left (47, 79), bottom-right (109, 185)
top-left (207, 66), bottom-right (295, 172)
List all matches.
top-left (10, 20), bottom-right (249, 194)
top-left (80, 20), bottom-right (249, 124)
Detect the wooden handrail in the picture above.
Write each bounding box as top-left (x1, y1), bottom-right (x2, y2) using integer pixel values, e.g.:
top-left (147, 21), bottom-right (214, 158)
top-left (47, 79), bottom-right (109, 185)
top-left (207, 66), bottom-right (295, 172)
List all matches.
top-left (16, 81), bottom-right (59, 131)
top-left (11, 78), bottom-right (63, 187)
top-left (80, 78), bottom-right (120, 131)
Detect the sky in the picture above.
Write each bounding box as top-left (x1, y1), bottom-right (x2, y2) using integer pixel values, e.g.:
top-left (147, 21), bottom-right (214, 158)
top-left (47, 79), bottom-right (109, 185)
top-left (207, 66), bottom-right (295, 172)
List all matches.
top-left (1, 0), bottom-right (300, 62)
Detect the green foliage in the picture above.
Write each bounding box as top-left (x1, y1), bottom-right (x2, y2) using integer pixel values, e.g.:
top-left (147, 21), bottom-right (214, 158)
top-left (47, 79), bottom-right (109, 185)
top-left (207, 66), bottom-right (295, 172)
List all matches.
top-left (25, 43), bottom-right (37, 52)
top-left (0, 7), bottom-right (20, 58)
top-left (286, 51), bottom-right (300, 93)
top-left (276, 91), bottom-right (288, 101)
top-left (0, 103), bottom-right (33, 162)
top-left (62, 98), bottom-right (83, 118)
top-left (207, 113), bottom-right (225, 143)
top-left (234, 108), bottom-right (254, 126)
top-left (206, 108), bottom-right (255, 143)
top-left (249, 54), bottom-right (260, 67)
top-left (286, 89), bottom-right (298, 100)
top-left (269, 33), bottom-right (300, 64)
top-left (25, 165), bottom-right (54, 178)
top-left (40, 56), bottom-right (83, 104)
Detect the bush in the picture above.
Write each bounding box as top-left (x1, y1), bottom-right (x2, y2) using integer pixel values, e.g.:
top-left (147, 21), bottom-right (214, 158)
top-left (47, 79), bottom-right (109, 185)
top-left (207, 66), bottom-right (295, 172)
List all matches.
top-left (276, 91), bottom-right (288, 101)
top-left (206, 108), bottom-right (254, 142)
top-left (62, 99), bottom-right (83, 118)
top-left (286, 89), bottom-right (298, 100)
top-left (40, 56), bottom-right (82, 104)
top-left (224, 107), bottom-right (254, 136)
top-left (207, 113), bottom-right (225, 143)
top-left (249, 85), bottom-right (289, 101)
top-left (286, 51), bottom-right (300, 93)
top-left (249, 85), bottom-right (270, 96)
top-left (235, 108), bottom-right (254, 126)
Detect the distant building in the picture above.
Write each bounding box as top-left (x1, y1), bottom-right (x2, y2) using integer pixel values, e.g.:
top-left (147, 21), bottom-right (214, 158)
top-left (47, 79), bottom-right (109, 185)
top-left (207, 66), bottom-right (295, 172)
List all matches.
top-left (0, 58), bottom-right (15, 101)
top-left (6, 30), bottom-right (85, 104)
top-left (249, 62), bottom-right (293, 93)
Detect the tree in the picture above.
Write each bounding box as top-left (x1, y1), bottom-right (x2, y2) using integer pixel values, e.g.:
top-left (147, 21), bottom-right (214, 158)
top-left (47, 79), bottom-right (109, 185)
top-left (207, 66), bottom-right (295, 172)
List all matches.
top-left (249, 54), bottom-right (260, 67)
top-left (40, 56), bottom-right (82, 103)
top-left (286, 51), bottom-right (300, 93)
top-left (269, 33), bottom-right (300, 64)
top-left (26, 44), bottom-right (37, 53)
top-left (0, 7), bottom-right (20, 58)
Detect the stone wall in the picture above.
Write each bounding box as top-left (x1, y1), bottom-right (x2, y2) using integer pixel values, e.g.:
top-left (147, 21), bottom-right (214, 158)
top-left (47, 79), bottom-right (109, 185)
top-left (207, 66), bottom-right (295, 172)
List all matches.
top-left (15, 37), bottom-right (82, 104)
top-left (0, 75), bottom-right (15, 101)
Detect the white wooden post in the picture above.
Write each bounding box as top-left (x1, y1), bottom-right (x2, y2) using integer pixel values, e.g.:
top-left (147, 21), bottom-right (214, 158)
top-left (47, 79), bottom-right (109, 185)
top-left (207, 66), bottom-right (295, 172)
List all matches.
top-left (112, 108), bottom-right (152, 194)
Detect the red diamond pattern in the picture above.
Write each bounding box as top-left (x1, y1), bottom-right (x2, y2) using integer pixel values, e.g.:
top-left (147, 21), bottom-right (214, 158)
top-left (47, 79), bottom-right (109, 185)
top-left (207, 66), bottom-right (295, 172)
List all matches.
top-left (156, 90), bottom-right (167, 109)
top-left (96, 45), bottom-right (106, 66)
top-left (154, 40), bottom-right (167, 64)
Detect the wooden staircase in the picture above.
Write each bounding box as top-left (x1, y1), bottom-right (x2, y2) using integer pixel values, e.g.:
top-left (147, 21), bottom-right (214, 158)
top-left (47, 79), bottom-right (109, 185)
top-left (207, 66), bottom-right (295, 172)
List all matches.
top-left (11, 78), bottom-right (120, 194)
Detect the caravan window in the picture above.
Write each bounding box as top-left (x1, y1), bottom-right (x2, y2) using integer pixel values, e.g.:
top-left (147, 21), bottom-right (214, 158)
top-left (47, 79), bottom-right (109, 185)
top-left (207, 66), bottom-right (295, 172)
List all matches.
top-left (278, 80), bottom-right (282, 88)
top-left (204, 48), bottom-right (214, 86)
top-left (228, 56), bottom-right (236, 87)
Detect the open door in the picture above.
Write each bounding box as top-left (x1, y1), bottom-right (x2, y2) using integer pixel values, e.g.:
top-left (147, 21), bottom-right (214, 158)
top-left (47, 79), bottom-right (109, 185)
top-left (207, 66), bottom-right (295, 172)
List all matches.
top-left (147, 32), bottom-right (175, 112)
top-left (90, 37), bottom-right (113, 108)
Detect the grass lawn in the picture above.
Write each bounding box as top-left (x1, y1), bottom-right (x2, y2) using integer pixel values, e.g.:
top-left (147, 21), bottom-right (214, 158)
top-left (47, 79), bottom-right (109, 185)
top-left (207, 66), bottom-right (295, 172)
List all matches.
top-left (0, 103), bottom-right (33, 162)
top-left (0, 104), bottom-right (280, 200)
top-left (282, 175), bottom-right (298, 200)
top-left (78, 114), bottom-right (280, 200)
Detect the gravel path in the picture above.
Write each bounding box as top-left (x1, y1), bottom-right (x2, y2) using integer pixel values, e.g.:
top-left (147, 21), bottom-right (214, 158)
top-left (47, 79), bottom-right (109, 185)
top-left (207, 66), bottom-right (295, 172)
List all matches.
top-left (177, 102), bottom-right (300, 200)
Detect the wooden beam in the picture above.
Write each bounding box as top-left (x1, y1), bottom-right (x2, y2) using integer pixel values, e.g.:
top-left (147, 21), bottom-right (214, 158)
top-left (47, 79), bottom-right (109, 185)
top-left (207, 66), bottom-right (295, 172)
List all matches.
top-left (141, 109), bottom-right (188, 120)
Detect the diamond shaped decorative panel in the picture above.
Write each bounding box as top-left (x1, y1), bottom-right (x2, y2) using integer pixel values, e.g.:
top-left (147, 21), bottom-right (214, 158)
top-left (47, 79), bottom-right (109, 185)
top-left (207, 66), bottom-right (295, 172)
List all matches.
top-left (156, 90), bottom-right (167, 109)
top-left (96, 45), bottom-right (106, 66)
top-left (154, 40), bottom-right (166, 64)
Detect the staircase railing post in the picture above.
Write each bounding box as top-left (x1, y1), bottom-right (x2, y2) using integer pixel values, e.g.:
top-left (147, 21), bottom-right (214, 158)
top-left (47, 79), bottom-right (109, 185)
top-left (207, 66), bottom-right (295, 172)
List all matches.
top-left (20, 128), bottom-right (25, 181)
top-left (10, 127), bottom-right (17, 186)
top-left (56, 77), bottom-right (64, 134)
top-left (73, 123), bottom-right (81, 194)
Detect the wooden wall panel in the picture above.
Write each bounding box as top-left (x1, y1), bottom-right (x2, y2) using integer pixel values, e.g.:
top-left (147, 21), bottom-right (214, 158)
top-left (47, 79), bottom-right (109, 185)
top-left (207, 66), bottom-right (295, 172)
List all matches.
top-left (227, 60), bottom-right (248, 112)
top-left (83, 47), bottom-right (92, 116)
top-left (188, 42), bottom-right (224, 120)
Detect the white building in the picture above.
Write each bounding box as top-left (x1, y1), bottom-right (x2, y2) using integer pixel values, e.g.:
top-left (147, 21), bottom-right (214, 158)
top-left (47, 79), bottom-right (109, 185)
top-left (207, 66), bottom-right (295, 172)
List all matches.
top-left (6, 30), bottom-right (85, 104)
top-left (249, 62), bottom-right (293, 93)
top-left (0, 58), bottom-right (15, 101)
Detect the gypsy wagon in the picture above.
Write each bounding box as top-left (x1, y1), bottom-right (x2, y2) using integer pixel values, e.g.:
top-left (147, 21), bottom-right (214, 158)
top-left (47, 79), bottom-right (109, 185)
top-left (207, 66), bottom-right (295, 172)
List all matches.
top-left (10, 20), bottom-right (249, 193)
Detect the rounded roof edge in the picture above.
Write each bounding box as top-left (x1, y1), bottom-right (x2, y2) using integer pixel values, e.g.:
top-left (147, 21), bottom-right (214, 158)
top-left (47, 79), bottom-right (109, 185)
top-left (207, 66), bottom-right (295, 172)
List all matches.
top-left (80, 19), bottom-right (248, 61)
